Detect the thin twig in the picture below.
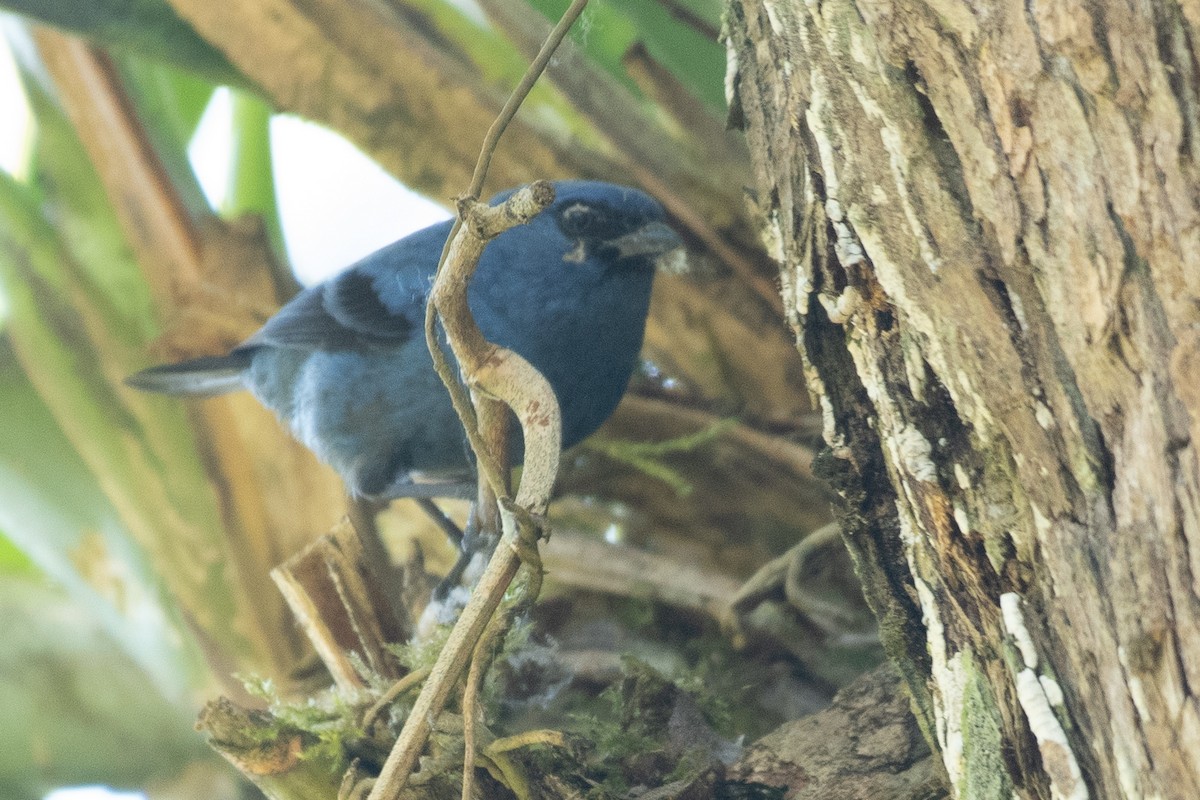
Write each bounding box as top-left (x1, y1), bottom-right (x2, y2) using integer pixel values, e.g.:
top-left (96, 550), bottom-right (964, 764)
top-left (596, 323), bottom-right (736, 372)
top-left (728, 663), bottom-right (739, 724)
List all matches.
top-left (349, 778), bottom-right (375, 800)
top-left (361, 666), bottom-right (432, 731)
top-left (461, 551), bottom-right (545, 799)
top-left (466, 0), bottom-right (591, 198)
top-left (369, 187), bottom-right (561, 800)
top-left (423, 0), bottom-right (592, 505)
top-left (487, 728), bottom-right (567, 754)
top-left (339, 760), bottom-right (363, 800)
top-left (432, 185), bottom-right (562, 509)
top-left (460, 625), bottom-right (488, 800)
top-left (366, 510), bottom-right (524, 799)
top-left (424, 295), bottom-right (503, 496)
top-left (473, 394), bottom-right (511, 535)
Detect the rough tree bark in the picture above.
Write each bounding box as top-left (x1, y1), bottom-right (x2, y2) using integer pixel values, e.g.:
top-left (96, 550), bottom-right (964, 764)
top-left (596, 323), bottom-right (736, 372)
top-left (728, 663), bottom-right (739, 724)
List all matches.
top-left (726, 0), bottom-right (1200, 798)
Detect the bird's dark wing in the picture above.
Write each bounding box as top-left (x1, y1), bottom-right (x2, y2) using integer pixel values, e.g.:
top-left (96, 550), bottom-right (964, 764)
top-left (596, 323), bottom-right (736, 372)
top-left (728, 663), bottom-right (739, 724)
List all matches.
top-left (243, 225), bottom-right (449, 351)
top-left (242, 286), bottom-right (362, 349)
top-left (323, 269), bottom-right (414, 343)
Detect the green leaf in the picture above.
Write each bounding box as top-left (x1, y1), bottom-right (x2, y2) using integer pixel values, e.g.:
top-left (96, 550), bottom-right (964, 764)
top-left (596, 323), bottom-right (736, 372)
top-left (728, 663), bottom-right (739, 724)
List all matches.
top-left (227, 88), bottom-right (287, 260)
top-left (0, 70), bottom-right (265, 672)
top-left (529, 0), bottom-right (727, 110)
top-left (605, 0), bottom-right (726, 109)
top-left (403, 0), bottom-right (604, 147)
top-left (530, 0), bottom-right (641, 93)
top-left (114, 52), bottom-right (216, 221)
top-left (117, 55), bottom-right (214, 147)
top-left (0, 528), bottom-right (36, 577)
top-left (0, 571), bottom-right (210, 797)
top-left (0, 336), bottom-right (205, 700)
top-left (17, 80), bottom-right (159, 333)
top-left (1, 0), bottom-right (245, 86)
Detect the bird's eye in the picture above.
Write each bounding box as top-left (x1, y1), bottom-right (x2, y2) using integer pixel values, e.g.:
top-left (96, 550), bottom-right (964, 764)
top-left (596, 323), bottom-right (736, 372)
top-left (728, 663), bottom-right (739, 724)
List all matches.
top-left (560, 203), bottom-right (605, 238)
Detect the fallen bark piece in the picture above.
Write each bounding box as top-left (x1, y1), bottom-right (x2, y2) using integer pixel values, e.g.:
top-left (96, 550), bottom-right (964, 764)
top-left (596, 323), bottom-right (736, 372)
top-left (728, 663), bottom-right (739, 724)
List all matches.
top-left (726, 663), bottom-right (948, 799)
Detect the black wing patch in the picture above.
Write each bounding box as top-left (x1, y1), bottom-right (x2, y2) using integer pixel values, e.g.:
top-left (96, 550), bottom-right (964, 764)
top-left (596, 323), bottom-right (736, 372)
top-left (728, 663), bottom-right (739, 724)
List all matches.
top-left (247, 287), bottom-right (356, 349)
top-left (246, 271), bottom-right (416, 351)
top-left (324, 269), bottom-right (413, 343)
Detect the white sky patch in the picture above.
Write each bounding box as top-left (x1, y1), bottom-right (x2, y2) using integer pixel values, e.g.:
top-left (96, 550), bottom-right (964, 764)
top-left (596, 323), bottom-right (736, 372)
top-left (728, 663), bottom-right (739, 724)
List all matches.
top-left (187, 86), bottom-right (233, 210)
top-left (270, 114), bottom-right (449, 285)
top-left (0, 31), bottom-right (33, 179)
top-left (188, 91), bottom-right (451, 287)
top-left (44, 788), bottom-right (145, 800)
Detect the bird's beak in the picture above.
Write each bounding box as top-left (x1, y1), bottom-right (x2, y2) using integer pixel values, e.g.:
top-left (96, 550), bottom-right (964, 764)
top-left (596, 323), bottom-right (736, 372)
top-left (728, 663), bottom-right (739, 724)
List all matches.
top-left (609, 221), bottom-right (682, 260)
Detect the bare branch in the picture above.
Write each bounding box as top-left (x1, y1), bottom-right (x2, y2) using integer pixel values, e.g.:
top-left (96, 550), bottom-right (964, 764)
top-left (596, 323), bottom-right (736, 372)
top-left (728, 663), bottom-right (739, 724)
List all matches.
top-left (368, 6), bottom-right (589, 796)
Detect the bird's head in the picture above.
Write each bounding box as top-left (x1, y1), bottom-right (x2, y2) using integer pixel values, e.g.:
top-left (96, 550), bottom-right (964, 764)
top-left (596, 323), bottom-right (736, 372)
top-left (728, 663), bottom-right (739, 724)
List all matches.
top-left (492, 181), bottom-right (683, 272)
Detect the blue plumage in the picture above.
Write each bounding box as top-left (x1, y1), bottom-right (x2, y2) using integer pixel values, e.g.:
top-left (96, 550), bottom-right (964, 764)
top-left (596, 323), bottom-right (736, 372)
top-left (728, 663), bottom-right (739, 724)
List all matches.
top-left (128, 181), bottom-right (680, 499)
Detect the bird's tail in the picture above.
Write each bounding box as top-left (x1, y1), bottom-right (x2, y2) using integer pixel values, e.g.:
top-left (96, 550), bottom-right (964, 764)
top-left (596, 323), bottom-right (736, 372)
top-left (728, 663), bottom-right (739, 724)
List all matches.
top-left (126, 351), bottom-right (253, 396)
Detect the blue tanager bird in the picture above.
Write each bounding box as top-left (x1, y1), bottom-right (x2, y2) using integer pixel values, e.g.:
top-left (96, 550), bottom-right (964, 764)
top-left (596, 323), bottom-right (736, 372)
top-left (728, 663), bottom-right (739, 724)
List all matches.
top-left (128, 181), bottom-right (680, 503)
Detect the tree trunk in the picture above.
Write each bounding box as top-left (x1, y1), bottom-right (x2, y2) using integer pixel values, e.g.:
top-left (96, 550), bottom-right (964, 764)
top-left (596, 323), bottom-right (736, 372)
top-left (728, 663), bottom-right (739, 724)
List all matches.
top-left (725, 0), bottom-right (1200, 798)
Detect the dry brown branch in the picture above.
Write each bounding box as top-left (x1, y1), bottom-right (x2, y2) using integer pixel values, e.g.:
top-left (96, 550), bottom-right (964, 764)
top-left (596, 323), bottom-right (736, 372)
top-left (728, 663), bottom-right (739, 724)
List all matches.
top-left (32, 29), bottom-right (202, 300)
top-left (368, 10), bottom-right (588, 795)
top-left (541, 528), bottom-right (742, 619)
top-left (369, 182), bottom-right (562, 800)
top-left (270, 519), bottom-right (409, 691)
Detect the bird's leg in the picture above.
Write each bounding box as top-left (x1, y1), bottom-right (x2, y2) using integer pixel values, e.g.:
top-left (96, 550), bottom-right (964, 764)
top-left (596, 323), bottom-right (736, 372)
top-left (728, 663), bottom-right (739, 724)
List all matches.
top-left (433, 396), bottom-right (509, 599)
top-left (381, 477), bottom-right (477, 500)
top-left (412, 498), bottom-right (465, 549)
top-left (406, 494), bottom-right (503, 599)
top-left (371, 479), bottom-right (478, 592)
top-left (433, 504), bottom-right (499, 599)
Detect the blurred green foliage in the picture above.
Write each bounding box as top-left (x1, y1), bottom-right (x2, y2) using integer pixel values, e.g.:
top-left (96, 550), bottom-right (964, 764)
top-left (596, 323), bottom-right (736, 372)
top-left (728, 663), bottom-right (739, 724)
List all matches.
top-left (531, 0), bottom-right (725, 109)
top-left (0, 41), bottom-right (246, 798)
top-left (1, 0), bottom-right (242, 85)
